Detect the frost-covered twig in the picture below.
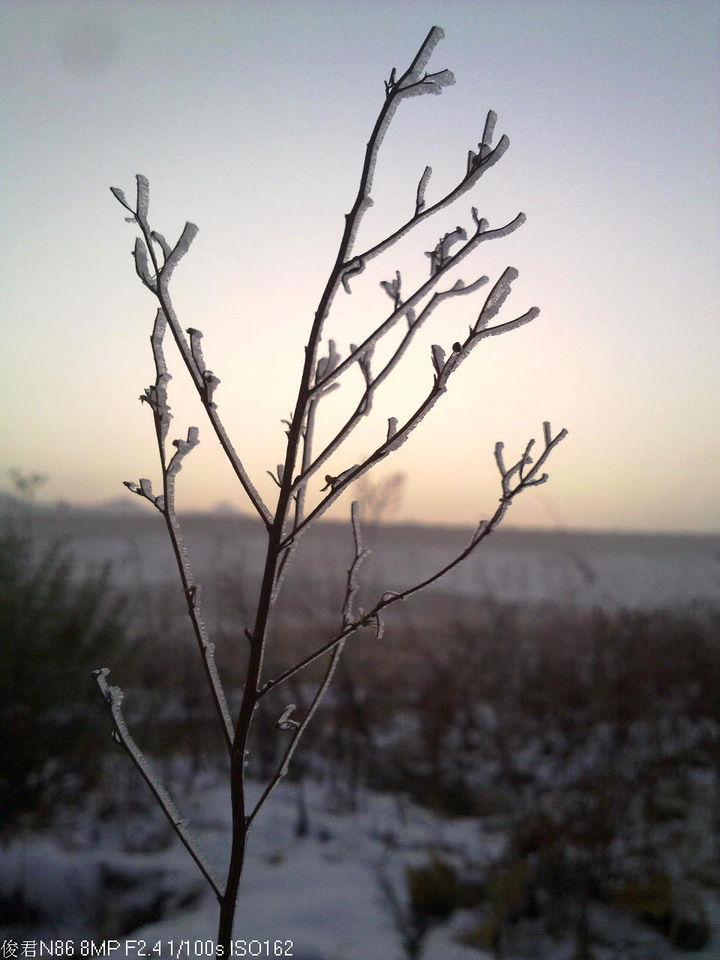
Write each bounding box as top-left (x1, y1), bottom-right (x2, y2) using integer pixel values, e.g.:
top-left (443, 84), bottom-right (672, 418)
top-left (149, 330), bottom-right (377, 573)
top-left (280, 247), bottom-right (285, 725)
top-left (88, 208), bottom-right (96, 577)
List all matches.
top-left (123, 311), bottom-right (233, 750)
top-left (285, 216), bottom-right (527, 529)
top-left (248, 503), bottom-right (368, 826)
top-left (110, 176), bottom-right (272, 528)
top-left (262, 425), bottom-right (567, 693)
top-left (311, 212), bottom-right (526, 400)
top-left (290, 271), bottom-right (488, 503)
top-left (283, 272), bottom-right (539, 546)
top-left (342, 501), bottom-right (370, 626)
top-left (93, 669), bottom-right (224, 900)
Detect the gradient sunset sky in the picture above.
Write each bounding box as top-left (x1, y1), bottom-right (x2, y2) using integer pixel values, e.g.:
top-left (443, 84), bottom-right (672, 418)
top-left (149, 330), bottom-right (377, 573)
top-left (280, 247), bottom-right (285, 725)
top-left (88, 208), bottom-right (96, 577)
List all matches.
top-left (2, 0), bottom-right (719, 533)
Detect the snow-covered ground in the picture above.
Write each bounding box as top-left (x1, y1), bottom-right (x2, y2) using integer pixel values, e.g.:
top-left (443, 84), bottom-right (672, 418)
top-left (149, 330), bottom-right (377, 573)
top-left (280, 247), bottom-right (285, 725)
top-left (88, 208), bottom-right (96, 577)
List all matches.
top-left (1, 776), bottom-right (499, 958)
top-left (3, 506), bottom-right (720, 958)
top-left (4, 774), bottom-right (720, 960)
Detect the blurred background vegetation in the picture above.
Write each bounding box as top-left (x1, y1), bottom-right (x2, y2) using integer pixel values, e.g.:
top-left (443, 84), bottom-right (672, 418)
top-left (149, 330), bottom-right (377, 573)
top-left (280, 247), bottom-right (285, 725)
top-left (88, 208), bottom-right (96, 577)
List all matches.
top-left (0, 472), bottom-right (138, 827)
top-left (1, 470), bottom-right (719, 956)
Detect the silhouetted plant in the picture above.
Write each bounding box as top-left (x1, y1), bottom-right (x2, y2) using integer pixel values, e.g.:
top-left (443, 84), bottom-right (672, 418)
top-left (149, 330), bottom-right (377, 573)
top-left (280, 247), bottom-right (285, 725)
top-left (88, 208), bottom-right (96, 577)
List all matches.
top-left (95, 26), bottom-right (567, 950)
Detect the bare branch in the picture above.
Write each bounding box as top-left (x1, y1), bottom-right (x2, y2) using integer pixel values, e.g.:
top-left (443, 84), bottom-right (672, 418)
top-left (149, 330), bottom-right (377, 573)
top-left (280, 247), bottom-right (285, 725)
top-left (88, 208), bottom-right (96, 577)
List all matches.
top-left (135, 173), bottom-right (150, 223)
top-left (315, 211), bottom-right (526, 397)
top-left (286, 266), bottom-right (539, 545)
top-left (398, 25), bottom-right (448, 88)
top-left (110, 178), bottom-right (273, 528)
top-left (249, 500), bottom-right (368, 822)
top-left (93, 669), bottom-right (224, 900)
top-left (342, 501), bottom-right (370, 626)
top-left (247, 638), bottom-right (347, 827)
top-left (264, 425), bottom-right (568, 692)
top-left (135, 316), bottom-right (235, 750)
top-left (291, 275), bottom-right (458, 498)
top-left (348, 119), bottom-right (512, 272)
top-left (133, 237), bottom-right (155, 290)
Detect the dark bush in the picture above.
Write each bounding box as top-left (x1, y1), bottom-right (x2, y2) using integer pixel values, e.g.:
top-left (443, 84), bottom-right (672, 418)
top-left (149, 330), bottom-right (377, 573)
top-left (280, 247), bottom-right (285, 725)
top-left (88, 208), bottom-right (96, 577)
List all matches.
top-left (0, 512), bottom-right (134, 825)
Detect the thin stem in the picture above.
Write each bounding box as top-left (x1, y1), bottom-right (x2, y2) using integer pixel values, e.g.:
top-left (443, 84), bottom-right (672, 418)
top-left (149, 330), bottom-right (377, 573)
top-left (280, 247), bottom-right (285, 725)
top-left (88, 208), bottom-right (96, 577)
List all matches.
top-left (311, 213), bottom-right (525, 399)
top-left (350, 125), bottom-right (510, 272)
top-left (272, 26), bottom-right (468, 554)
top-left (293, 395), bottom-right (319, 532)
top-left (247, 641), bottom-right (346, 827)
top-left (94, 670), bottom-right (224, 900)
top-left (147, 313), bottom-right (234, 751)
top-left (248, 501), bottom-right (367, 824)
top-left (263, 425), bottom-right (567, 693)
top-left (155, 280), bottom-right (272, 529)
top-left (295, 274), bottom-right (491, 495)
top-left (113, 179), bottom-right (273, 528)
top-left (283, 300), bottom-right (539, 549)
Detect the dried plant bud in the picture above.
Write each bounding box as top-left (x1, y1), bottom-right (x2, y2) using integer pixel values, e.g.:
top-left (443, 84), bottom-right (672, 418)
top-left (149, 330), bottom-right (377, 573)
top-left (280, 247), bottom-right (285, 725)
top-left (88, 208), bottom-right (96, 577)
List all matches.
top-left (135, 174), bottom-right (150, 222)
top-left (415, 165), bottom-right (432, 214)
top-left (276, 704), bottom-right (300, 731)
top-left (133, 238), bottom-right (154, 287)
top-left (151, 231), bottom-right (171, 261)
top-left (341, 257), bottom-right (365, 294)
top-left (139, 478), bottom-right (154, 500)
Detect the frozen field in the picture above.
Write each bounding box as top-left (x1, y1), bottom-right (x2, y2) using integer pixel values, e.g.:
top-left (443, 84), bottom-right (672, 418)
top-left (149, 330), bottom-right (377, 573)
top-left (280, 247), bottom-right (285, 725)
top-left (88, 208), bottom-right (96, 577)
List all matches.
top-left (4, 772), bottom-right (720, 960)
top-left (4, 504), bottom-right (720, 959)
top-left (26, 505), bottom-right (720, 612)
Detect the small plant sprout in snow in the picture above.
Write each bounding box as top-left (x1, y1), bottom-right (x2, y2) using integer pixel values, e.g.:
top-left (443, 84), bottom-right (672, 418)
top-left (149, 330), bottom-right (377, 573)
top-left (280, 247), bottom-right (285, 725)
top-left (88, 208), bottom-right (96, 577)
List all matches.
top-left (95, 25), bottom-right (568, 952)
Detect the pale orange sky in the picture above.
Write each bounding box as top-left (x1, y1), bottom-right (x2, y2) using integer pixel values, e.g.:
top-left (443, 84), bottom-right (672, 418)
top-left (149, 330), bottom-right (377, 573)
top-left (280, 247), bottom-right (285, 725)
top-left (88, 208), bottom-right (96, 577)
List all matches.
top-left (1, 0), bottom-right (719, 533)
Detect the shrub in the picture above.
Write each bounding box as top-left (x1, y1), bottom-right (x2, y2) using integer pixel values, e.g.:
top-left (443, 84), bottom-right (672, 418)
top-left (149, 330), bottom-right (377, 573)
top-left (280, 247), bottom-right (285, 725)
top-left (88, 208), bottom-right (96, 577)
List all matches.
top-left (99, 25), bottom-right (567, 948)
top-left (0, 510), bottom-right (133, 826)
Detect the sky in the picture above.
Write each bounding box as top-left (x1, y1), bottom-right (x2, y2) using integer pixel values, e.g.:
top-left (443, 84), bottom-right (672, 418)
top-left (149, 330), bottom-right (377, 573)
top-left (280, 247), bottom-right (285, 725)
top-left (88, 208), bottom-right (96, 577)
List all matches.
top-left (1, 0), bottom-right (719, 534)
